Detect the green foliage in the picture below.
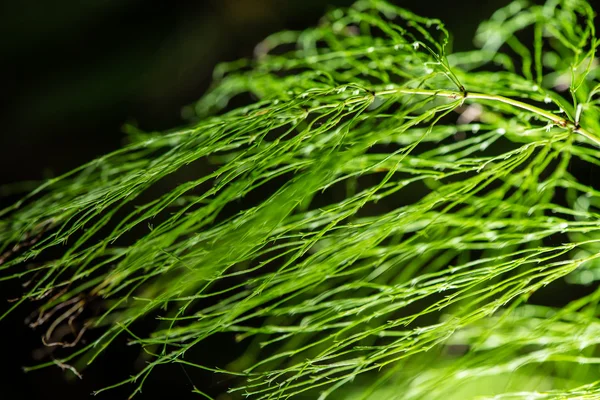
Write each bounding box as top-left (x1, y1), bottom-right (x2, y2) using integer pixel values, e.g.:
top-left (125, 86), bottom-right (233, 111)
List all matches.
top-left (3, 0), bottom-right (600, 398)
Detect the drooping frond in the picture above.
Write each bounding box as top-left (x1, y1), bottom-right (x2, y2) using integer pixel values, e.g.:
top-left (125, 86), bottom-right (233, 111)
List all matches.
top-left (2, 0), bottom-right (600, 399)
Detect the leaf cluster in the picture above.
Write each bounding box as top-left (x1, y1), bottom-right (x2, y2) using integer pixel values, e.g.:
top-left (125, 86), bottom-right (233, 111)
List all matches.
top-left (2, 0), bottom-right (600, 399)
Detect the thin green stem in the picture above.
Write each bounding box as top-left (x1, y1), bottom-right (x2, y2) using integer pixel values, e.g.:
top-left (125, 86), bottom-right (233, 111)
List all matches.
top-left (372, 88), bottom-right (600, 146)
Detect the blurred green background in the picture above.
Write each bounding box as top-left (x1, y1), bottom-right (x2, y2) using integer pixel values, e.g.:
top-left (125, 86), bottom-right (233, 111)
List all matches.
top-left (0, 0), bottom-right (509, 399)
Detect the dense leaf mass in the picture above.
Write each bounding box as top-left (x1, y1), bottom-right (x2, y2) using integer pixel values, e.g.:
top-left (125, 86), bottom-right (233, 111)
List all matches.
top-left (3, 0), bottom-right (600, 398)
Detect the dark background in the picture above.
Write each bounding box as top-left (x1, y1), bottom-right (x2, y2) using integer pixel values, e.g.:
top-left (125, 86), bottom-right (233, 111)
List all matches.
top-left (0, 0), bottom-right (510, 398)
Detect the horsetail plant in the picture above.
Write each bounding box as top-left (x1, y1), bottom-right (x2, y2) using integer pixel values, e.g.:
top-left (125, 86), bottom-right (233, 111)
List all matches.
top-left (3, 0), bottom-right (600, 398)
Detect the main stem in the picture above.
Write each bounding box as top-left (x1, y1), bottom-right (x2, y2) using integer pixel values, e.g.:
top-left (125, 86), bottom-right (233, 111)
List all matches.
top-left (372, 88), bottom-right (600, 146)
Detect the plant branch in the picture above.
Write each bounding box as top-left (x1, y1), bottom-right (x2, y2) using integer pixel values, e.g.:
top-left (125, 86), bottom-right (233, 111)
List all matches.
top-left (373, 88), bottom-right (600, 146)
